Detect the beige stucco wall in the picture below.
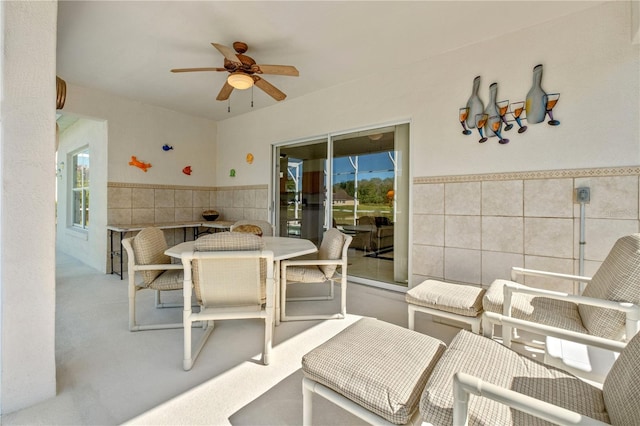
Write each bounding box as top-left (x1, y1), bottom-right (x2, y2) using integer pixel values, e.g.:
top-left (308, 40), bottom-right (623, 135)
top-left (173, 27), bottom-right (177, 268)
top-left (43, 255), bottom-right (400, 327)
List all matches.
top-left (0, 0), bottom-right (57, 414)
top-left (216, 2), bottom-right (639, 184)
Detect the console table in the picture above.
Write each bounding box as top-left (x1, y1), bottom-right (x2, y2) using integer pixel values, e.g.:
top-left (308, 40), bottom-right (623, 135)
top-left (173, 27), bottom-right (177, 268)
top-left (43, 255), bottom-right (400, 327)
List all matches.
top-left (107, 220), bottom-right (234, 279)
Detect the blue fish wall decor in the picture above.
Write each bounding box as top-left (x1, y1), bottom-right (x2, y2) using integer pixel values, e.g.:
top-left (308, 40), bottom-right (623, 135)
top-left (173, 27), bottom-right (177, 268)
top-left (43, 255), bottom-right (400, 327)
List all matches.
top-left (162, 144), bottom-right (173, 151)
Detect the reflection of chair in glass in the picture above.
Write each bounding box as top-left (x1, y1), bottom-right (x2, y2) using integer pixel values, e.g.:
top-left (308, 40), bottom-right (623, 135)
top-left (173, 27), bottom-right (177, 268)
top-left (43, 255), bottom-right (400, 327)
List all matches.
top-left (230, 220), bottom-right (274, 236)
top-left (121, 227), bottom-right (184, 331)
top-left (181, 232), bottom-right (274, 370)
top-left (483, 234), bottom-right (640, 350)
top-left (302, 317), bottom-right (640, 425)
top-left (280, 228), bottom-right (352, 322)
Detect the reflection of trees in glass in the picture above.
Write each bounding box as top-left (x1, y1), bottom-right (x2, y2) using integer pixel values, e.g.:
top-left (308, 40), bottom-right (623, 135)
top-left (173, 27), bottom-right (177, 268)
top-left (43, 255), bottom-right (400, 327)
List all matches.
top-left (334, 177), bottom-right (393, 204)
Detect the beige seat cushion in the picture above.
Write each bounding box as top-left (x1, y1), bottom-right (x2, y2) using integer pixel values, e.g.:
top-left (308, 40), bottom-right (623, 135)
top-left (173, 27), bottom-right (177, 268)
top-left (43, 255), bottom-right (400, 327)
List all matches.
top-left (483, 279), bottom-right (588, 334)
top-left (406, 280), bottom-right (485, 317)
top-left (317, 228), bottom-right (346, 278)
top-left (132, 227), bottom-right (171, 286)
top-left (232, 224), bottom-right (263, 236)
top-left (421, 330), bottom-right (609, 425)
top-left (303, 318), bottom-right (446, 425)
top-left (148, 269), bottom-right (184, 291)
top-left (284, 265), bottom-right (327, 283)
top-left (579, 234), bottom-right (640, 340)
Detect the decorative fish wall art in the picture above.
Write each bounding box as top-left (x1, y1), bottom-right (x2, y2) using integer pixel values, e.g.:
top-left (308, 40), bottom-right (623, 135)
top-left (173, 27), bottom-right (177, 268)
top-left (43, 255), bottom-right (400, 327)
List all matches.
top-left (162, 144), bottom-right (173, 151)
top-left (182, 166), bottom-right (192, 175)
top-left (129, 156), bottom-right (152, 172)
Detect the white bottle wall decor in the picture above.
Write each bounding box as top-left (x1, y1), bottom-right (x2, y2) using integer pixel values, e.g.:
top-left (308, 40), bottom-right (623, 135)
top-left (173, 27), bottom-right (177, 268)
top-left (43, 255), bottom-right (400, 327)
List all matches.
top-left (525, 64), bottom-right (547, 124)
top-left (465, 76), bottom-right (484, 129)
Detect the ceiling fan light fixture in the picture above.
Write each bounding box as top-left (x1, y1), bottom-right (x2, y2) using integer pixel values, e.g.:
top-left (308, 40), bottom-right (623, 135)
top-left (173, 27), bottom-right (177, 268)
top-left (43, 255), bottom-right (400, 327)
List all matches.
top-left (227, 72), bottom-right (254, 90)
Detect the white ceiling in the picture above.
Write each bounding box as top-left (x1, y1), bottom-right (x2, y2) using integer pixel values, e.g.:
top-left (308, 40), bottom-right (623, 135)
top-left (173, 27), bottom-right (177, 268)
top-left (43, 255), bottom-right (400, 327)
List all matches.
top-left (56, 1), bottom-right (603, 122)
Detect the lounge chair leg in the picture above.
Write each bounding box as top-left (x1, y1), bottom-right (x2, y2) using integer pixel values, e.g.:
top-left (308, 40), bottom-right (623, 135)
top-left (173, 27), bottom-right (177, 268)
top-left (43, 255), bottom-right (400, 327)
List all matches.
top-left (408, 305), bottom-right (416, 330)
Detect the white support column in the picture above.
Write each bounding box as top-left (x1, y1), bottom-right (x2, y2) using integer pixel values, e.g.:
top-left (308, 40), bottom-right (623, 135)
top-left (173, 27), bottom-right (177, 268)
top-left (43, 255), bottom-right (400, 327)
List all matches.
top-left (0, 0), bottom-right (58, 413)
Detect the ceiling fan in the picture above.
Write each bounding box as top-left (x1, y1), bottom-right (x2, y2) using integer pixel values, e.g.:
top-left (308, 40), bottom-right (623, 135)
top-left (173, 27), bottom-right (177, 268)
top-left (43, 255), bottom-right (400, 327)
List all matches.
top-left (171, 41), bottom-right (299, 102)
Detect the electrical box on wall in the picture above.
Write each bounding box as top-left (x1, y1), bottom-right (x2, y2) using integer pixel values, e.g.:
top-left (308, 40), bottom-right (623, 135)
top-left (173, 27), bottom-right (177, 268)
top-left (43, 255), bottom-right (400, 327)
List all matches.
top-left (575, 187), bottom-right (591, 203)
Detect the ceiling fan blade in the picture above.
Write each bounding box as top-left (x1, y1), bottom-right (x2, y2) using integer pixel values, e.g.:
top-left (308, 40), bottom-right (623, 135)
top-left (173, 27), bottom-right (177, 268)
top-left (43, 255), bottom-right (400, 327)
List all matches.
top-left (253, 64), bottom-right (299, 77)
top-left (171, 67), bottom-right (227, 73)
top-left (216, 81), bottom-right (234, 101)
top-left (211, 43), bottom-right (242, 64)
top-left (253, 76), bottom-right (286, 101)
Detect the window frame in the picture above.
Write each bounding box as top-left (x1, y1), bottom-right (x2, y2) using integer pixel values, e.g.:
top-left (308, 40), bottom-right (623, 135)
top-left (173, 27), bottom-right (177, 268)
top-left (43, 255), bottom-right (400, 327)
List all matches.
top-left (70, 146), bottom-right (90, 230)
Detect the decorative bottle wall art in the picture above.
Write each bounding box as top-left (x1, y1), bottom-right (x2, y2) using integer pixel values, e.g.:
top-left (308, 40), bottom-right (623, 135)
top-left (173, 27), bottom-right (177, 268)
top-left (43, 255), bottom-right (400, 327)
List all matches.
top-left (465, 76), bottom-right (484, 129)
top-left (458, 64), bottom-right (560, 144)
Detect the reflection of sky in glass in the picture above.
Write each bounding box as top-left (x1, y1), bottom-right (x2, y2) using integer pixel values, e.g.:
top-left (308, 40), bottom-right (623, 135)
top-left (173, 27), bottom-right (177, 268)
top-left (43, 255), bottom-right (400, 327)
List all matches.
top-left (333, 152), bottom-right (394, 183)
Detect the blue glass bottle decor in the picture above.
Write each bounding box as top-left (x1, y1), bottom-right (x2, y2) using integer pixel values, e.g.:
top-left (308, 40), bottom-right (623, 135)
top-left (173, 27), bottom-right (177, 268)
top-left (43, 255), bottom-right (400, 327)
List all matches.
top-left (465, 76), bottom-right (484, 129)
top-left (525, 64), bottom-right (547, 124)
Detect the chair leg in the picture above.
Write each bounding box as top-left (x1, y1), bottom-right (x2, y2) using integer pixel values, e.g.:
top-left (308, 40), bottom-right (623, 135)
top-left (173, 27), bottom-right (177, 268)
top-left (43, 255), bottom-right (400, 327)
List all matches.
top-left (264, 314), bottom-right (273, 365)
top-left (302, 377), bottom-right (314, 426)
top-left (408, 305), bottom-right (416, 330)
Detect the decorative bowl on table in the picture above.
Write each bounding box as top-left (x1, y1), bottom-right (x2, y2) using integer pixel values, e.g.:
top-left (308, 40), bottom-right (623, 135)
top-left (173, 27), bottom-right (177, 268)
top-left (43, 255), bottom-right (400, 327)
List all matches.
top-left (202, 210), bottom-right (220, 221)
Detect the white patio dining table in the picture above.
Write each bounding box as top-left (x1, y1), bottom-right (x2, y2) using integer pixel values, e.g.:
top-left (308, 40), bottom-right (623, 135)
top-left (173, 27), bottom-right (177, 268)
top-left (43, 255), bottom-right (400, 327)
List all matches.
top-left (165, 236), bottom-right (318, 325)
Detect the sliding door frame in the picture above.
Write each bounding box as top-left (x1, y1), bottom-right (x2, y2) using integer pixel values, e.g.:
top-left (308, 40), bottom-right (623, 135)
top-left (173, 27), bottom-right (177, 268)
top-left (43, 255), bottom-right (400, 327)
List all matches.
top-left (271, 120), bottom-right (412, 292)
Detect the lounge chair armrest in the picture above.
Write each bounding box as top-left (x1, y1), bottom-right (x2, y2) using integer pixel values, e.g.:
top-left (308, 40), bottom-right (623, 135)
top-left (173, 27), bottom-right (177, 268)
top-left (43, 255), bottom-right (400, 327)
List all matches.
top-left (452, 372), bottom-right (609, 426)
top-left (511, 267), bottom-right (592, 283)
top-left (483, 311), bottom-right (627, 352)
top-left (503, 282), bottom-right (640, 314)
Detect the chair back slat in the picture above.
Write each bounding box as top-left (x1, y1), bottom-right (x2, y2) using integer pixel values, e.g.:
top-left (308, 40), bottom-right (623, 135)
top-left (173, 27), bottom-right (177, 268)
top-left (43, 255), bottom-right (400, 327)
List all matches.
top-left (194, 253), bottom-right (263, 308)
top-left (318, 228), bottom-right (348, 278)
top-left (131, 227), bottom-right (171, 285)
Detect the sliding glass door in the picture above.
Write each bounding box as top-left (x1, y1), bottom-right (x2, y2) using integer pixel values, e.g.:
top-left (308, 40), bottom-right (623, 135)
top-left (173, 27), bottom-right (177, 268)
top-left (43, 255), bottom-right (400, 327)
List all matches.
top-left (273, 123), bottom-right (409, 288)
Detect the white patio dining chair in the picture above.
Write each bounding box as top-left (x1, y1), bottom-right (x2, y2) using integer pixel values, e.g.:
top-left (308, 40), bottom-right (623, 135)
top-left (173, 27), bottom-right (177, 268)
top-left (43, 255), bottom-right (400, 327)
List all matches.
top-left (181, 232), bottom-right (275, 370)
top-left (121, 227), bottom-right (184, 331)
top-left (230, 219), bottom-right (274, 236)
top-left (280, 228), bottom-right (352, 322)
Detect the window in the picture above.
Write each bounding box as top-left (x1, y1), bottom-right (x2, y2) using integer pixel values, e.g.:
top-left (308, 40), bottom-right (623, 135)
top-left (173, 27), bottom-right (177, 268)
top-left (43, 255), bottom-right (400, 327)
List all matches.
top-left (71, 148), bottom-right (90, 229)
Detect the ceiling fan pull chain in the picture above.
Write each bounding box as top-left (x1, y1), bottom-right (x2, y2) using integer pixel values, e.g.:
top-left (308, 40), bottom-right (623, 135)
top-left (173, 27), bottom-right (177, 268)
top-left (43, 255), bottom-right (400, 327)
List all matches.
top-left (251, 86), bottom-right (254, 108)
top-left (228, 98), bottom-right (231, 113)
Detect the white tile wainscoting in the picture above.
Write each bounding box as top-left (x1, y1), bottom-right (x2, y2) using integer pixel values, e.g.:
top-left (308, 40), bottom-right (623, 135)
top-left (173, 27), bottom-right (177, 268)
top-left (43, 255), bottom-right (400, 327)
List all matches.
top-left (412, 167), bottom-right (640, 291)
top-left (106, 182), bottom-right (268, 263)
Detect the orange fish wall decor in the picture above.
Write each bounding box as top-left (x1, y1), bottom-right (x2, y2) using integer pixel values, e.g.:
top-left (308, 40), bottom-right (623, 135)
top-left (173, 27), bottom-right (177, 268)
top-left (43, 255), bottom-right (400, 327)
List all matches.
top-left (129, 156), bottom-right (152, 172)
top-left (182, 166), bottom-right (192, 175)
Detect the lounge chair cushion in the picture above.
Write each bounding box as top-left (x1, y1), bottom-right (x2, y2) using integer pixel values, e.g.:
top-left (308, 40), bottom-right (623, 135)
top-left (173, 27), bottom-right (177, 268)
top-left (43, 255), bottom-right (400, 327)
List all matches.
top-left (406, 280), bottom-right (485, 317)
top-left (302, 318), bottom-right (446, 425)
top-left (579, 234), bottom-right (640, 340)
top-left (132, 227), bottom-right (171, 286)
top-left (483, 279), bottom-right (588, 334)
top-left (420, 330), bottom-right (610, 425)
top-left (603, 330), bottom-right (640, 425)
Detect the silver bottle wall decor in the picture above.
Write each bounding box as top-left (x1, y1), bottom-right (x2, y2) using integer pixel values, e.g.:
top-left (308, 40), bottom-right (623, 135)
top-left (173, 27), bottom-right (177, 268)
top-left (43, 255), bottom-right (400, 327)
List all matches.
top-left (465, 76), bottom-right (484, 129)
top-left (483, 83), bottom-right (500, 138)
top-left (458, 64), bottom-right (560, 143)
top-left (525, 64), bottom-right (547, 124)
